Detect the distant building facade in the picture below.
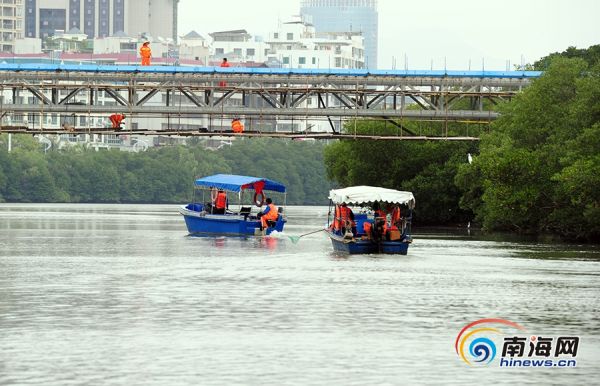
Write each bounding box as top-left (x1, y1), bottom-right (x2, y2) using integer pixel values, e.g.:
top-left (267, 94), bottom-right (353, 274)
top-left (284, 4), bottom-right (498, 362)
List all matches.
top-left (22, 0), bottom-right (178, 41)
top-left (0, 0), bottom-right (23, 52)
top-left (267, 17), bottom-right (364, 69)
top-left (300, 0), bottom-right (378, 69)
top-left (209, 30), bottom-right (268, 64)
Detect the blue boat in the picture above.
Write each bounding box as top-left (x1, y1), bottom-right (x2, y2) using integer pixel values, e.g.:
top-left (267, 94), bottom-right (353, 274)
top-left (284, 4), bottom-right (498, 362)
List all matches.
top-left (326, 186), bottom-right (415, 255)
top-left (179, 174), bottom-right (287, 237)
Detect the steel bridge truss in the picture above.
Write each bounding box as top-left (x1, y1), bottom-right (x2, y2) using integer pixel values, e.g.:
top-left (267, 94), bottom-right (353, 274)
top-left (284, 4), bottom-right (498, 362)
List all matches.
top-left (0, 70), bottom-right (534, 137)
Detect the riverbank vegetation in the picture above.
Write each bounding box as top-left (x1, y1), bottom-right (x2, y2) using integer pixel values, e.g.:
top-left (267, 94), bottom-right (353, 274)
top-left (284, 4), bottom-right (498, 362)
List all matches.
top-left (0, 137), bottom-right (331, 205)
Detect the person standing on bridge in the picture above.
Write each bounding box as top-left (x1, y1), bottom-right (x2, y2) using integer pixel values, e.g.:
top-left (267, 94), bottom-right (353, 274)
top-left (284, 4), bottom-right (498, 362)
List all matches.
top-left (219, 57), bottom-right (230, 87)
top-left (140, 41), bottom-right (152, 66)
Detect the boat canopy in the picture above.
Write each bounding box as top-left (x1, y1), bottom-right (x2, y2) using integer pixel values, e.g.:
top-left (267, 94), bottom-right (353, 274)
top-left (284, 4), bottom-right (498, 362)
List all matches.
top-left (329, 186), bottom-right (415, 208)
top-left (194, 174), bottom-right (286, 193)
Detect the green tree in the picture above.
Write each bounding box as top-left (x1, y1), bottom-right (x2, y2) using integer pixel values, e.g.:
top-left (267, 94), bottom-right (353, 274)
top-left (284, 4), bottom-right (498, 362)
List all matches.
top-left (458, 54), bottom-right (600, 241)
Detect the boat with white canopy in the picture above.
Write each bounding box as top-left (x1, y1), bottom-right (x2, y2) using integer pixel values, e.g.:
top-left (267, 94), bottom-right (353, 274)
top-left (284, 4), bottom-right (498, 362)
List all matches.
top-left (327, 186), bottom-right (415, 254)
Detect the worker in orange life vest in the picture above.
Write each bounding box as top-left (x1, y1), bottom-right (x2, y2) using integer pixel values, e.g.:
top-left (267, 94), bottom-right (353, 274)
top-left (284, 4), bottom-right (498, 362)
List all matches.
top-left (109, 113), bottom-right (125, 129)
top-left (389, 206), bottom-right (402, 231)
top-left (339, 203), bottom-right (356, 236)
top-left (219, 57), bottom-right (230, 87)
top-left (258, 197), bottom-right (279, 230)
top-left (366, 202), bottom-right (387, 240)
top-left (231, 118), bottom-right (244, 133)
top-left (213, 189), bottom-right (227, 214)
top-left (140, 42), bottom-right (151, 66)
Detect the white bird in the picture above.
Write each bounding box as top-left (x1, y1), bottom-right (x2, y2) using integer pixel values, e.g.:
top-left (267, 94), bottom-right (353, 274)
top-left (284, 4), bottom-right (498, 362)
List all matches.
top-left (467, 153), bottom-right (473, 164)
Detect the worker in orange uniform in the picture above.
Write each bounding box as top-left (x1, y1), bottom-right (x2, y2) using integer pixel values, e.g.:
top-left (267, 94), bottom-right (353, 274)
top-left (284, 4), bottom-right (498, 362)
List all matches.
top-left (231, 118), bottom-right (244, 133)
top-left (330, 203), bottom-right (355, 236)
top-left (258, 198), bottom-right (279, 230)
top-left (213, 189), bottom-right (227, 214)
top-left (109, 113), bottom-right (125, 129)
top-left (219, 57), bottom-right (230, 87)
top-left (140, 41), bottom-right (151, 66)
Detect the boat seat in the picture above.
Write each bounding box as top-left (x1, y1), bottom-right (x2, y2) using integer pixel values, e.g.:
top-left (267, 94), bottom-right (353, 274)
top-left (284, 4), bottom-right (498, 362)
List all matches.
top-left (239, 206), bottom-right (251, 219)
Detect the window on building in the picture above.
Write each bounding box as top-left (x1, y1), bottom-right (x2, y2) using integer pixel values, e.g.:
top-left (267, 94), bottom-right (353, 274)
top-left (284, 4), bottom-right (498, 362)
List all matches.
top-left (246, 48), bottom-right (255, 56)
top-left (273, 33), bottom-right (278, 39)
top-left (215, 48), bottom-right (224, 55)
top-left (233, 48), bottom-right (242, 55)
top-left (286, 33), bottom-right (293, 40)
top-left (282, 57), bottom-right (289, 64)
top-left (298, 57), bottom-right (306, 64)
top-left (312, 57), bottom-right (316, 64)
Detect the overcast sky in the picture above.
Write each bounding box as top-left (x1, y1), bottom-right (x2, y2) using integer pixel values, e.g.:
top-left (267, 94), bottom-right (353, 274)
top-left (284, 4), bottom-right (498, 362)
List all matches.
top-left (178, 0), bottom-right (600, 70)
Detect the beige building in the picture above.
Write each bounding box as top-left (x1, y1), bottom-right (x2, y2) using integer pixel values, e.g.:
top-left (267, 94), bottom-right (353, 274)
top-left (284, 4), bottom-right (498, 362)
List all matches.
top-left (0, 0), bottom-right (23, 52)
top-left (126, 0), bottom-right (179, 42)
top-left (21, 0), bottom-right (178, 43)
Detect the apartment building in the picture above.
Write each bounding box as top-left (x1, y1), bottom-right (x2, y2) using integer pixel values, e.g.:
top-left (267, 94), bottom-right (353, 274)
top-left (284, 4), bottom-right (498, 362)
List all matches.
top-left (0, 0), bottom-right (23, 52)
top-left (23, 0), bottom-right (177, 41)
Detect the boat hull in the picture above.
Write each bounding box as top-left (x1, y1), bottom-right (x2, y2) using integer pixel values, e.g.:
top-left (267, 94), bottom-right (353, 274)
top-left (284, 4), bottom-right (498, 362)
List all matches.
top-left (327, 231), bottom-right (410, 255)
top-left (180, 205), bottom-right (285, 236)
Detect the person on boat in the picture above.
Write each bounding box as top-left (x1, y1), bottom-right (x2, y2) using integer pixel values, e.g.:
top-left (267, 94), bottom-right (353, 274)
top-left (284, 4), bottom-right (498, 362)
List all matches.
top-left (213, 189), bottom-right (228, 214)
top-left (373, 202), bottom-right (387, 221)
top-left (389, 205), bottom-right (402, 231)
top-left (219, 57), bottom-right (230, 87)
top-left (140, 42), bottom-right (151, 66)
top-left (331, 203), bottom-right (356, 236)
top-left (231, 118), bottom-right (244, 133)
top-left (365, 202), bottom-right (386, 241)
top-left (339, 203), bottom-right (356, 236)
top-left (258, 198), bottom-right (279, 230)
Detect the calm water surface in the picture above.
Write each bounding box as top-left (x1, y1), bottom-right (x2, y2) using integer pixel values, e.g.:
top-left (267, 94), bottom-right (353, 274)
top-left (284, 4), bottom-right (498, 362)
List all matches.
top-left (0, 204), bottom-right (599, 385)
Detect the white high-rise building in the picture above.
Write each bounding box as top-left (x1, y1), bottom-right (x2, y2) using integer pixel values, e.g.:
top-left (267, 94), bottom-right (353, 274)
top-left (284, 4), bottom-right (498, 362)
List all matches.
top-left (266, 17), bottom-right (365, 69)
top-left (209, 30), bottom-right (268, 64)
top-left (0, 0), bottom-right (23, 52)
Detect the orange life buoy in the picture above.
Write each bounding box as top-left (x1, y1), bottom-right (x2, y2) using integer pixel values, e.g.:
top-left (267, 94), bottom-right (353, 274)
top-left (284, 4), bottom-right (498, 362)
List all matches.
top-left (253, 191), bottom-right (265, 207)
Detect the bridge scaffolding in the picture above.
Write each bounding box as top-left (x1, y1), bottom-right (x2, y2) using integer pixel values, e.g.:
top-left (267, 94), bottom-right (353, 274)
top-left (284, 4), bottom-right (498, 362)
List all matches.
top-left (0, 64), bottom-right (541, 141)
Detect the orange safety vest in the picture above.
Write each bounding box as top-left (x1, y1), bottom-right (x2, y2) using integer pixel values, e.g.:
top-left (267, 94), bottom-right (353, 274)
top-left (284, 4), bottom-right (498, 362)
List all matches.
top-left (215, 192), bottom-right (227, 209)
top-left (140, 46), bottom-right (151, 58)
top-left (332, 205), bottom-right (341, 230)
top-left (374, 209), bottom-right (387, 233)
top-left (339, 206), bottom-right (354, 227)
top-left (264, 203), bottom-right (279, 221)
top-left (389, 206), bottom-right (401, 230)
top-left (231, 120), bottom-right (244, 133)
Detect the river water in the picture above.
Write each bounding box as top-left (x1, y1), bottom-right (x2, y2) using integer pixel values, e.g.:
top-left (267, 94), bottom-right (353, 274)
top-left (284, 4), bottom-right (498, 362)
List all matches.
top-left (0, 204), bottom-right (598, 385)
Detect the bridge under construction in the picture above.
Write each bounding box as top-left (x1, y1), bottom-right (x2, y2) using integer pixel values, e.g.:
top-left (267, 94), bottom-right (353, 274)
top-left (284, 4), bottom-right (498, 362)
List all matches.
top-left (0, 64), bottom-right (541, 141)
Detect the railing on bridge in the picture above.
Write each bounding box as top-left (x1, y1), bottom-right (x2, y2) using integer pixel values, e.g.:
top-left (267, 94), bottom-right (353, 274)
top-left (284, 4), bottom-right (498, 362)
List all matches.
top-left (0, 64), bottom-right (541, 140)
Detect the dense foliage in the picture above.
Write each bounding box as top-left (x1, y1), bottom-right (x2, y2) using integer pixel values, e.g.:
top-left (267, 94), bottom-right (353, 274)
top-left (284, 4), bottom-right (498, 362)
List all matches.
top-left (324, 121), bottom-right (478, 225)
top-left (0, 137), bottom-right (332, 205)
top-left (534, 44), bottom-right (600, 70)
top-left (456, 56), bottom-right (600, 241)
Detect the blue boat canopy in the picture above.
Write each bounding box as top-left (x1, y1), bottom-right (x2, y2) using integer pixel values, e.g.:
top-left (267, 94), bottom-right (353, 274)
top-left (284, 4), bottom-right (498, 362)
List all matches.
top-left (194, 174), bottom-right (286, 193)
